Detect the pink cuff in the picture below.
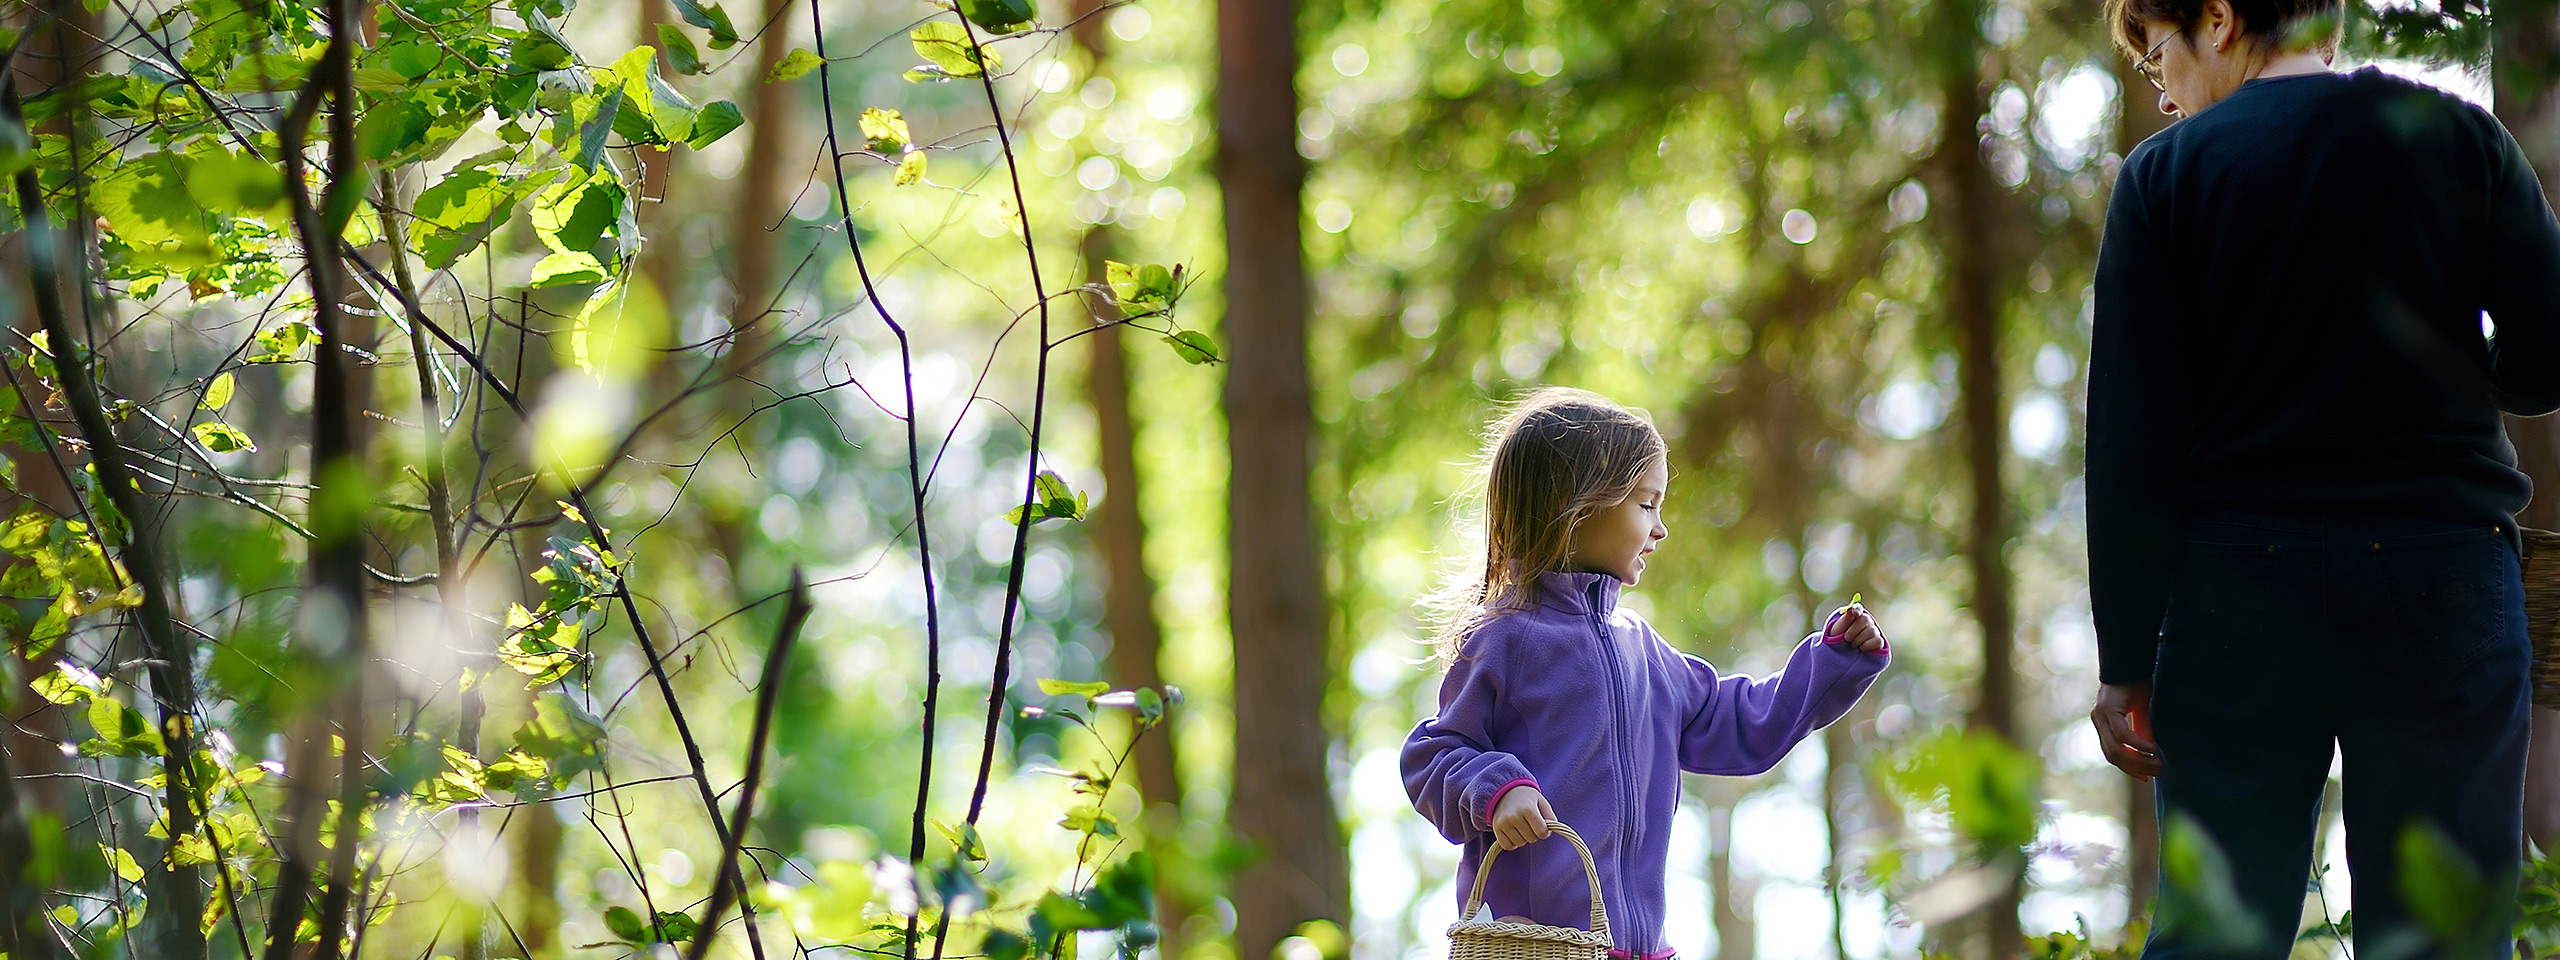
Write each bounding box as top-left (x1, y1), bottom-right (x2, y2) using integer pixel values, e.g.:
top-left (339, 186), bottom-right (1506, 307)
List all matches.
top-left (1610, 949), bottom-right (1676, 959)
top-left (1485, 777), bottom-right (1540, 823)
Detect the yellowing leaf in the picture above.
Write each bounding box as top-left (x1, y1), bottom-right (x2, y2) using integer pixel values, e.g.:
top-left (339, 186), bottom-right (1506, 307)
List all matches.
top-left (1036, 678), bottom-right (1109, 698)
top-left (1162, 331), bottom-right (1220, 365)
top-left (859, 107), bottom-right (911, 153)
top-left (532, 251), bottom-right (609, 288)
top-left (769, 48), bottom-right (823, 84)
top-left (191, 420), bottom-right (256, 454)
top-left (100, 844), bottom-right (143, 883)
top-left (909, 22), bottom-right (996, 80)
top-left (895, 151), bottom-right (927, 186)
top-left (200, 371), bottom-right (234, 411)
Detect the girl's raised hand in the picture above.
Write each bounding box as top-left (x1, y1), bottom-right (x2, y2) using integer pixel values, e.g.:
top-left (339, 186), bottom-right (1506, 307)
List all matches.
top-left (1824, 601), bottom-right (1888, 654)
top-left (1488, 785), bottom-right (1554, 851)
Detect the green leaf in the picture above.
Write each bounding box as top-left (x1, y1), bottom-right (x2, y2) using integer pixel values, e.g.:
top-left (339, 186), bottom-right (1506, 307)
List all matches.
top-left (604, 906), bottom-right (647, 942)
top-left (349, 66), bottom-right (414, 91)
top-left (31, 664), bottom-right (104, 705)
top-left (249, 320), bottom-right (317, 363)
top-left (357, 97), bottom-right (432, 161)
top-left (1162, 331), bottom-right (1220, 365)
top-left (658, 25), bottom-right (704, 75)
top-left (190, 421), bottom-right (256, 454)
top-left (92, 153), bottom-right (216, 268)
top-left (652, 910), bottom-right (699, 942)
top-left (1002, 470), bottom-right (1088, 525)
top-left (686, 100), bottom-right (744, 149)
top-left (959, 0), bottom-right (1037, 34)
top-left (1087, 852), bottom-right (1153, 925)
top-left (769, 48), bottom-right (823, 84)
top-left (910, 22), bottom-right (997, 80)
top-left (1034, 891), bottom-right (1108, 931)
top-left (577, 84), bottom-right (627, 169)
top-left (531, 252), bottom-right (609, 288)
top-left (2400, 821), bottom-right (2494, 952)
top-left (514, 693), bottom-right (608, 782)
top-left (983, 929), bottom-right (1030, 960)
top-left (1107, 260), bottom-right (1183, 316)
top-left (181, 148), bottom-right (286, 218)
top-left (531, 169), bottom-right (625, 255)
top-left (200, 372), bottom-right (234, 412)
top-left (412, 167), bottom-right (547, 268)
top-left (669, 0), bottom-right (740, 46)
top-left (1037, 678), bottom-right (1110, 699)
top-left (644, 60), bottom-right (699, 143)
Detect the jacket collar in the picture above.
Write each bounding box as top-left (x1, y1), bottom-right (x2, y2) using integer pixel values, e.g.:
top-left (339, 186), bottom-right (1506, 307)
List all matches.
top-left (1534, 570), bottom-right (1623, 616)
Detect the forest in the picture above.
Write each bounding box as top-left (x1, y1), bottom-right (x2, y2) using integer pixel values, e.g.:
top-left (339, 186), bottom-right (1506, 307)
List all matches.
top-left (0, 0), bottom-right (2551, 957)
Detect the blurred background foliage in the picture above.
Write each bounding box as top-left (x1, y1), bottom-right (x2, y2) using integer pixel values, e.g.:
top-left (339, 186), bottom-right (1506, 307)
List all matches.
top-left (0, 0), bottom-right (2526, 957)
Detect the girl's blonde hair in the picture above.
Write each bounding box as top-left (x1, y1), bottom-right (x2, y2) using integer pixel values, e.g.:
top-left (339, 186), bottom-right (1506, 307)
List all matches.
top-left (1427, 387), bottom-right (1666, 663)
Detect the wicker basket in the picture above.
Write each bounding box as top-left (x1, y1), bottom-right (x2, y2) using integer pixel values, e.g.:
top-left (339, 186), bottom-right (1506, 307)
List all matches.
top-left (1446, 821), bottom-right (1612, 960)
top-left (2521, 527), bottom-right (2560, 707)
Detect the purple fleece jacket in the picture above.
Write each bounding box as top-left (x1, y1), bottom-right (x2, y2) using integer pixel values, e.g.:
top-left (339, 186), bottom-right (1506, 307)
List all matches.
top-left (1402, 571), bottom-right (1887, 958)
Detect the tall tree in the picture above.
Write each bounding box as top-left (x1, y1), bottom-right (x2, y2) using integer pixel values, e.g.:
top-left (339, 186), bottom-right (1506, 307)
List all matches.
top-left (1064, 1), bottom-right (1189, 951)
top-left (1219, 0), bottom-right (1349, 952)
top-left (1932, 0), bottom-right (2024, 946)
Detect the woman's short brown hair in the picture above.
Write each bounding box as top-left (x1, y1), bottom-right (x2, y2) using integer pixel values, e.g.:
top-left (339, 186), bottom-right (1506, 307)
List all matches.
top-left (2105, 0), bottom-right (2342, 59)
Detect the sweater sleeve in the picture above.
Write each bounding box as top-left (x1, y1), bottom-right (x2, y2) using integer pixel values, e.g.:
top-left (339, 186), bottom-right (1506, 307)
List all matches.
top-left (2088, 149), bottom-right (2183, 685)
top-left (1402, 633), bottom-right (1537, 844)
top-left (1675, 633), bottom-right (1885, 777)
top-left (2481, 116), bottom-right (2560, 415)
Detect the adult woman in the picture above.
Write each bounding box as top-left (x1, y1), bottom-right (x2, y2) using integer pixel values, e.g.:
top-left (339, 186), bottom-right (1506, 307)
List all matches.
top-left (2085, 0), bottom-right (2560, 954)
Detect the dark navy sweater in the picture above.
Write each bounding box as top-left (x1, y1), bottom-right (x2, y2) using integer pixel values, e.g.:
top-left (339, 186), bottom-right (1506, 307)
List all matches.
top-left (2088, 68), bottom-right (2560, 684)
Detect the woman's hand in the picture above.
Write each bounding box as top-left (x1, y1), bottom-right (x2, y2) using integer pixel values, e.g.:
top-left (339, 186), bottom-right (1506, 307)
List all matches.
top-left (2090, 681), bottom-right (2160, 780)
top-left (1824, 602), bottom-right (1888, 653)
top-left (1489, 786), bottom-right (1554, 851)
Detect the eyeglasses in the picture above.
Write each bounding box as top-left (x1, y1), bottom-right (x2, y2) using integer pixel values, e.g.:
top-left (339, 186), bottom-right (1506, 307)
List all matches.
top-left (2134, 32), bottom-right (2174, 90)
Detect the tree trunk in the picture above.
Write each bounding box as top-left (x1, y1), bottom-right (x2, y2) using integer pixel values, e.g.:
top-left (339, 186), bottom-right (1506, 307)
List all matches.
top-left (2492, 0), bottom-right (2560, 854)
top-left (1709, 797), bottom-right (1757, 960)
top-left (1937, 20), bottom-right (2023, 954)
top-left (1083, 206), bottom-right (1190, 957)
top-left (723, 0), bottom-right (800, 380)
top-left (0, 0), bottom-right (89, 854)
top-left (1217, 0), bottom-right (1348, 953)
top-left (2112, 52), bottom-right (2173, 925)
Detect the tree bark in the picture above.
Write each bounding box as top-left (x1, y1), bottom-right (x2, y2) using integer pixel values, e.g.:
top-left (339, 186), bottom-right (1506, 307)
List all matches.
top-left (1936, 20), bottom-right (2023, 954)
top-left (0, 0), bottom-right (90, 862)
top-left (724, 0), bottom-right (800, 380)
top-left (2492, 0), bottom-right (2560, 854)
top-left (1217, 0), bottom-right (1348, 953)
top-left (1083, 213), bottom-right (1191, 958)
top-left (1709, 797), bottom-right (1757, 960)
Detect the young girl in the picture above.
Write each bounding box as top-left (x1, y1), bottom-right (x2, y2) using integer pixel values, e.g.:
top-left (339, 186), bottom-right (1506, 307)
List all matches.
top-left (1402, 388), bottom-right (1889, 957)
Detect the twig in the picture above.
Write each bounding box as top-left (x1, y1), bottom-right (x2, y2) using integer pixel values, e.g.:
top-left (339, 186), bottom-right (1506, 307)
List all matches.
top-left (685, 570), bottom-right (813, 960)
top-left (811, 5), bottom-right (947, 959)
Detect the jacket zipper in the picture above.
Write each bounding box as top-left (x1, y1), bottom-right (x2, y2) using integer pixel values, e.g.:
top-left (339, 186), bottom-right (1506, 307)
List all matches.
top-left (1589, 580), bottom-right (1642, 953)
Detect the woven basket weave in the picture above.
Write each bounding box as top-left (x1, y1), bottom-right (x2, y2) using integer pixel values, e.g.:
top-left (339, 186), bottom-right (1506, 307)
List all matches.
top-left (2520, 527), bottom-right (2560, 707)
top-left (1446, 821), bottom-right (1612, 960)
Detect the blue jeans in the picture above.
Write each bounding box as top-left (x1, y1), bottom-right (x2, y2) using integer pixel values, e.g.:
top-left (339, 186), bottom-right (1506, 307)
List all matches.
top-left (2143, 514), bottom-right (2529, 960)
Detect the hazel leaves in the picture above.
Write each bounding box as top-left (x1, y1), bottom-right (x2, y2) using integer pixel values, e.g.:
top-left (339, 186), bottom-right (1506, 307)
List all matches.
top-left (860, 107), bottom-right (930, 186)
top-left (906, 22), bottom-right (1001, 82)
top-left (1003, 470), bottom-right (1088, 527)
top-left (1104, 261), bottom-right (1218, 364)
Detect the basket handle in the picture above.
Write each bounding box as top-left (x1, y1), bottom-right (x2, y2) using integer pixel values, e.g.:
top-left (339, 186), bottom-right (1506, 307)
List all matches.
top-left (1462, 820), bottom-right (1610, 941)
